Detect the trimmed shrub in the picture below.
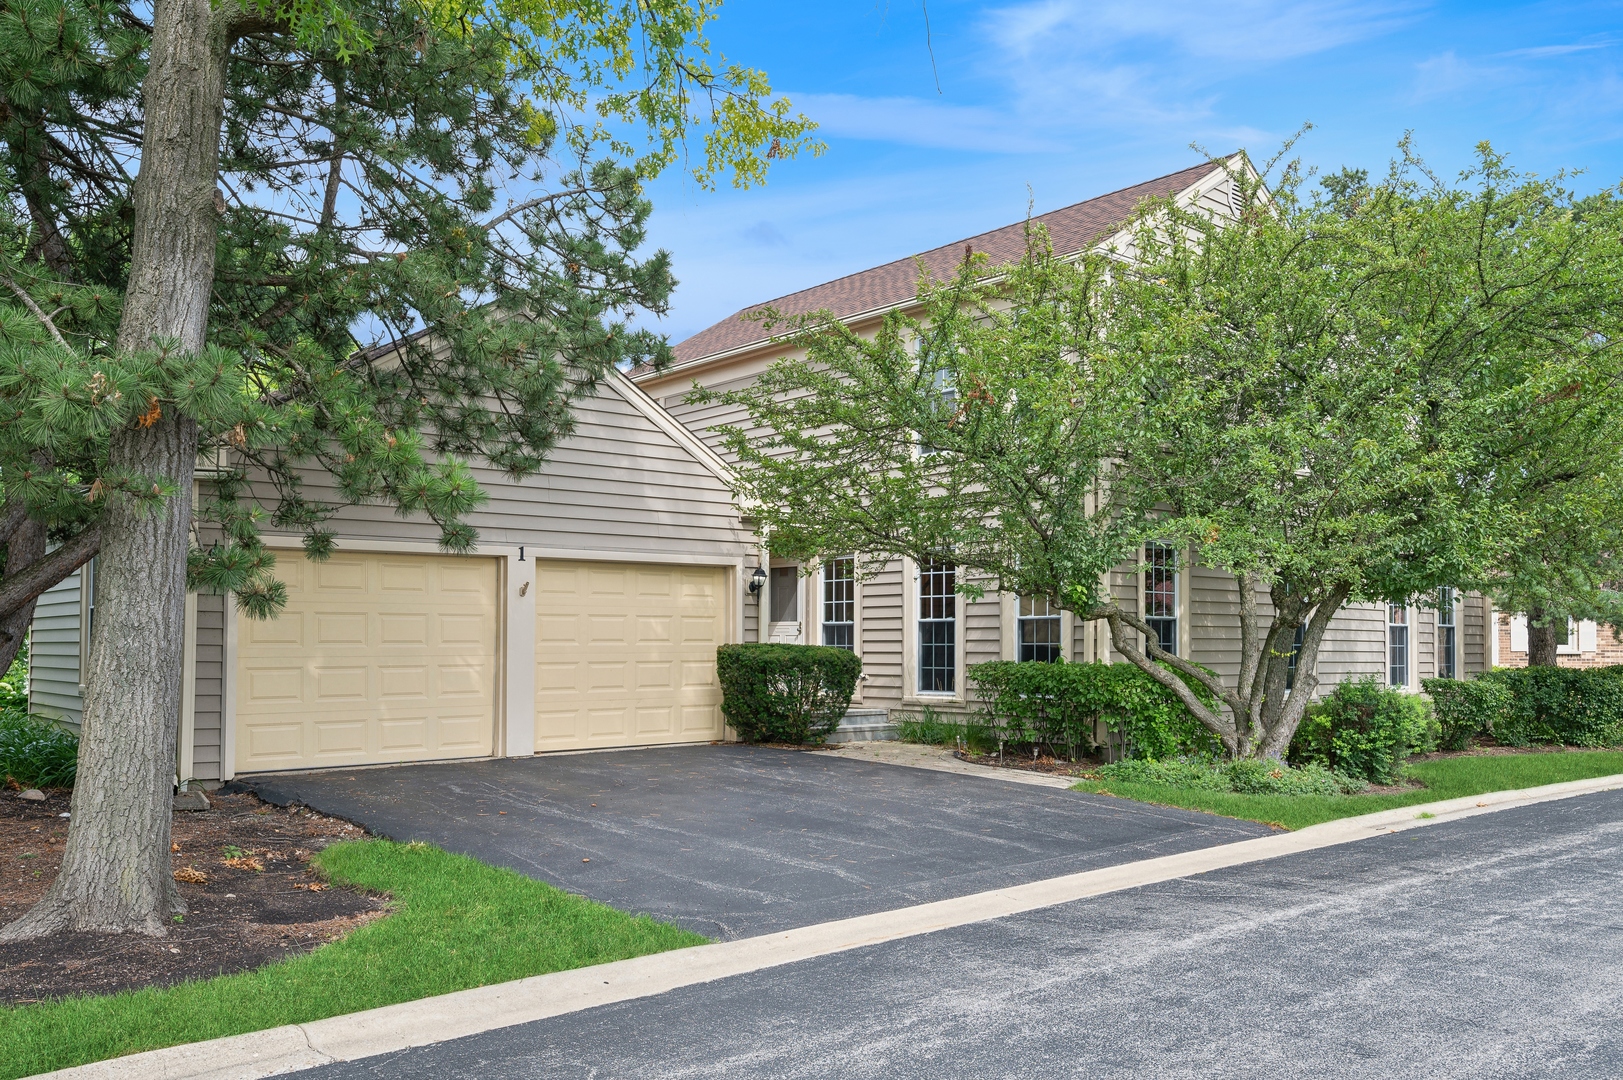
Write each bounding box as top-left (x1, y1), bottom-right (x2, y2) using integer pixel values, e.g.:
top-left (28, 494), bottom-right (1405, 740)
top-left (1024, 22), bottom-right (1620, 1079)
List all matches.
top-left (1422, 677), bottom-right (1511, 751)
top-left (716, 644), bottom-right (862, 745)
top-left (1094, 756), bottom-right (1367, 796)
top-left (1289, 677), bottom-right (1435, 784)
top-left (967, 660), bottom-right (1220, 760)
top-left (1485, 665), bottom-right (1623, 748)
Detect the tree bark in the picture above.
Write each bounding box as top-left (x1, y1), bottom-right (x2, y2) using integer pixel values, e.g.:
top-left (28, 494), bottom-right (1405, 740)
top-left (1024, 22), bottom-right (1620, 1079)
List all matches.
top-left (1526, 606), bottom-right (1559, 668)
top-left (0, 518), bottom-right (46, 675)
top-left (0, 0), bottom-right (228, 941)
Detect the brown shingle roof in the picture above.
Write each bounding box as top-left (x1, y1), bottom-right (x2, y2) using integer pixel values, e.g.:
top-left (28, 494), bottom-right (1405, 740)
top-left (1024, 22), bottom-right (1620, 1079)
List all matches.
top-left (668, 159), bottom-right (1223, 365)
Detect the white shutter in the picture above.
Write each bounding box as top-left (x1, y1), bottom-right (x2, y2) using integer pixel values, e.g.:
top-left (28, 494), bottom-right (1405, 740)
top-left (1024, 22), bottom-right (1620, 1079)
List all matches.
top-left (1510, 615), bottom-right (1528, 653)
top-left (1580, 620), bottom-right (1599, 654)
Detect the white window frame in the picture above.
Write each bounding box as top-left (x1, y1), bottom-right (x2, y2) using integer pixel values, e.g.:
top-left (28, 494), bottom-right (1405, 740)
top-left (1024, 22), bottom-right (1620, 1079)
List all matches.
top-left (818, 556), bottom-right (857, 651)
top-left (1003, 593), bottom-right (1068, 663)
top-left (1141, 542), bottom-right (1184, 658)
top-left (903, 557), bottom-right (963, 702)
top-left (1388, 602), bottom-right (1411, 689)
top-left (1435, 588), bottom-right (1458, 680)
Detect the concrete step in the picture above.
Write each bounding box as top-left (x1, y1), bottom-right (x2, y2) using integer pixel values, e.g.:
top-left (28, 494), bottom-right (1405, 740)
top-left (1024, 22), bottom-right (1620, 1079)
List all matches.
top-left (825, 708), bottom-right (897, 744)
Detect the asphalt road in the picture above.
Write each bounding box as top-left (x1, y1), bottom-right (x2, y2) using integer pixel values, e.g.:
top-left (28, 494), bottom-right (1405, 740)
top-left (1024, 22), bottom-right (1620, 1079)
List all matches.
top-left (291, 788), bottom-right (1623, 1079)
top-left (244, 745), bottom-right (1268, 938)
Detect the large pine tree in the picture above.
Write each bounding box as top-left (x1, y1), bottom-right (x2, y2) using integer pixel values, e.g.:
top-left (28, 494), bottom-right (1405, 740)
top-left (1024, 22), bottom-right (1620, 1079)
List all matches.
top-left (0, 0), bottom-right (815, 938)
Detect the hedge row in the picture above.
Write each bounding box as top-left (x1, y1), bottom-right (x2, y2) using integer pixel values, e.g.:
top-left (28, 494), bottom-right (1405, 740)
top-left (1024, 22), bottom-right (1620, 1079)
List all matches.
top-left (966, 660), bottom-right (1220, 760)
top-left (1425, 665), bottom-right (1623, 749)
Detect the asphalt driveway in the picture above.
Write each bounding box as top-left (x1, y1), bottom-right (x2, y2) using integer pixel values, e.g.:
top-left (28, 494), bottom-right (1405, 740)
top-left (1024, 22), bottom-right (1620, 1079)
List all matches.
top-left (244, 745), bottom-right (1270, 939)
top-left (289, 788), bottom-right (1623, 1080)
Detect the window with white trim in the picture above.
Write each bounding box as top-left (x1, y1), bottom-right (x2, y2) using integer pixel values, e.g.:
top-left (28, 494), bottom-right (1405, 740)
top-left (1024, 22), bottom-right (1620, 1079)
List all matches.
top-left (1144, 542), bottom-right (1178, 656)
top-left (822, 557), bottom-right (855, 650)
top-left (1017, 595), bottom-right (1062, 663)
top-left (1388, 603), bottom-right (1409, 687)
top-left (918, 559), bottom-right (956, 693)
top-left (1436, 588), bottom-right (1457, 679)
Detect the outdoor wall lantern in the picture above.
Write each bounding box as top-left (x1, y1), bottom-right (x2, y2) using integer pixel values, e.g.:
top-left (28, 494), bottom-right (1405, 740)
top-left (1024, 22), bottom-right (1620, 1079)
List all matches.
top-left (748, 566), bottom-right (768, 595)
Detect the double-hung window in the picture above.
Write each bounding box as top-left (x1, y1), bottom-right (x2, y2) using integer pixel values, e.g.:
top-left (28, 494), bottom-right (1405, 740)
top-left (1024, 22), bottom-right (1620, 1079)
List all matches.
top-left (918, 559), bottom-right (956, 693)
top-left (1017, 596), bottom-right (1062, 663)
top-left (822, 557), bottom-right (855, 650)
top-left (1388, 603), bottom-right (1409, 687)
top-left (1144, 542), bottom-right (1179, 656)
top-left (1436, 588), bottom-right (1457, 679)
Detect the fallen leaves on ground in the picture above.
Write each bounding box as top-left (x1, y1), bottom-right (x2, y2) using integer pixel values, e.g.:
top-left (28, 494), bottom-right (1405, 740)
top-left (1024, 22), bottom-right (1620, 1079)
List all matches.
top-left (222, 855), bottom-right (265, 872)
top-left (173, 866), bottom-right (209, 884)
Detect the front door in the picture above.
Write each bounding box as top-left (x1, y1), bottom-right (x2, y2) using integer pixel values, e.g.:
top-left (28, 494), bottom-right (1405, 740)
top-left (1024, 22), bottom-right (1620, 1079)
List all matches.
top-left (768, 564), bottom-right (803, 643)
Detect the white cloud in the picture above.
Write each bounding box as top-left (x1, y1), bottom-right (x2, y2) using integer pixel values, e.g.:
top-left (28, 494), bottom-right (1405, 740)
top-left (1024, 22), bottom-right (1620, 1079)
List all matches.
top-left (1498, 40), bottom-right (1614, 60)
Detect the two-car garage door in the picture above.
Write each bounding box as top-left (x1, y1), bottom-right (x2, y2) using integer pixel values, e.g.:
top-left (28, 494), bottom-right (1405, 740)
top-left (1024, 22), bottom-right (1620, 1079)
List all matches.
top-left (234, 553), bottom-right (726, 773)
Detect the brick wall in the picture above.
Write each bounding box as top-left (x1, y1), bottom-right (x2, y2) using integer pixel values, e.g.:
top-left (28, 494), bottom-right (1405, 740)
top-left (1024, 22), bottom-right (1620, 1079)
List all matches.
top-left (1494, 613), bottom-right (1623, 669)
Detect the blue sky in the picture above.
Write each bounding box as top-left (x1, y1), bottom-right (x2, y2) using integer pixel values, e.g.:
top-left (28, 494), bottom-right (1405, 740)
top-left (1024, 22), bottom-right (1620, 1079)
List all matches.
top-left (638, 0), bottom-right (1623, 345)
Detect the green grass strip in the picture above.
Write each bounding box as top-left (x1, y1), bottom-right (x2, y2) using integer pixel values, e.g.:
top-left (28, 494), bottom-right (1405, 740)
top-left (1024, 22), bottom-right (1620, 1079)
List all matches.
top-left (1071, 750), bottom-right (1623, 830)
top-left (0, 840), bottom-right (705, 1078)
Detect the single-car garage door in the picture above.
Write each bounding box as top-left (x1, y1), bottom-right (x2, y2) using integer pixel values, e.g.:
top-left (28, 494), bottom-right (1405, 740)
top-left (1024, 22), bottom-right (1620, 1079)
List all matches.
top-left (235, 552), bottom-right (500, 773)
top-left (535, 560), bottom-right (726, 751)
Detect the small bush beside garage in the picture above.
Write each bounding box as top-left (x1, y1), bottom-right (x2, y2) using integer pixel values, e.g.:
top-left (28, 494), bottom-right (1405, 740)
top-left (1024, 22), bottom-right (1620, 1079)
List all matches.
top-left (717, 644), bottom-right (862, 744)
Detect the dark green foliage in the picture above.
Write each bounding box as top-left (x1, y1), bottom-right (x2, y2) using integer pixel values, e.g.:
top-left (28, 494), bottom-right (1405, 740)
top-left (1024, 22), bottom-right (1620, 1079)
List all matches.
top-left (0, 647), bottom-right (77, 788)
top-left (716, 644), bottom-right (861, 745)
top-left (1094, 756), bottom-right (1367, 796)
top-left (967, 660), bottom-right (1219, 761)
top-left (1482, 666), bottom-right (1623, 748)
top-left (1290, 678), bottom-right (1436, 784)
top-left (1422, 677), bottom-right (1512, 751)
top-left (893, 707), bottom-right (997, 753)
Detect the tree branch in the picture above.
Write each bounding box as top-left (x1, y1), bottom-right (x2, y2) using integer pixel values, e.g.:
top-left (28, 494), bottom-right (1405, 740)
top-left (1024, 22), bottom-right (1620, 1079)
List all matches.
top-left (1, 276), bottom-right (70, 350)
top-left (0, 527), bottom-right (101, 623)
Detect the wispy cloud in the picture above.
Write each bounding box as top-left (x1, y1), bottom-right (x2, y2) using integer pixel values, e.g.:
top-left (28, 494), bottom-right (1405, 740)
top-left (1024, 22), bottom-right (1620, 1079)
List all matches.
top-left (1498, 40), bottom-right (1614, 60)
top-left (786, 92), bottom-right (1062, 153)
top-left (989, 0), bottom-right (1419, 63)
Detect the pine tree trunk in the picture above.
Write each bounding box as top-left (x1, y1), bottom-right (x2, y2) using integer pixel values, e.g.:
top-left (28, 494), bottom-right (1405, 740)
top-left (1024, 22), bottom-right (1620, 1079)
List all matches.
top-left (0, 0), bottom-right (228, 941)
top-left (0, 519), bottom-right (46, 674)
top-left (1526, 606), bottom-right (1559, 668)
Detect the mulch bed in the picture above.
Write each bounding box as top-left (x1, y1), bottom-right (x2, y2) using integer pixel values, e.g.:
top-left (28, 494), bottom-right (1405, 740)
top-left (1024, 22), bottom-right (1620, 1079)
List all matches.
top-left (952, 749), bottom-right (1102, 777)
top-left (0, 790), bottom-right (385, 1006)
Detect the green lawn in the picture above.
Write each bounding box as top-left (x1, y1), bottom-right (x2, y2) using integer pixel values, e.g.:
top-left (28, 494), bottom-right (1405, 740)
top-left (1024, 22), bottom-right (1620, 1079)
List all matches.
top-left (0, 840), bottom-right (705, 1079)
top-left (1071, 750), bottom-right (1623, 830)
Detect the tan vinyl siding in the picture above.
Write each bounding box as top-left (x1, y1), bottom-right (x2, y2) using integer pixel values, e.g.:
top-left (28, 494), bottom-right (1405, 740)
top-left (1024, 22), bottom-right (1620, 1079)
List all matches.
top-left (1187, 564), bottom-right (1243, 683)
top-left (1318, 602), bottom-right (1388, 685)
top-left (248, 379), bottom-right (752, 561)
top-left (1463, 592), bottom-right (1490, 676)
top-left (858, 557), bottom-right (904, 709)
top-left (28, 569), bottom-right (84, 727)
top-left (191, 592), bottom-right (226, 782)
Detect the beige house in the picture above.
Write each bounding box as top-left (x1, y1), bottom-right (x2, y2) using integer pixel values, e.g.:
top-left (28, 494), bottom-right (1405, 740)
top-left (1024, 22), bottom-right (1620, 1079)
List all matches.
top-left (31, 368), bottom-right (759, 783)
top-left (634, 160), bottom-right (1493, 719)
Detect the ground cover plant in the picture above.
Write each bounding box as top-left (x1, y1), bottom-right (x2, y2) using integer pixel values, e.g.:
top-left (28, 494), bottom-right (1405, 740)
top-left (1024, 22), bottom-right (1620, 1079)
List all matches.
top-left (1072, 750), bottom-right (1623, 830)
top-left (0, 837), bottom-right (704, 1078)
top-left (0, 648), bottom-right (77, 790)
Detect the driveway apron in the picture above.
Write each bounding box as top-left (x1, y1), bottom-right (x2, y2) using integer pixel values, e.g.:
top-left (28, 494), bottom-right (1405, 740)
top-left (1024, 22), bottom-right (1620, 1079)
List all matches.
top-left (244, 745), bottom-right (1271, 939)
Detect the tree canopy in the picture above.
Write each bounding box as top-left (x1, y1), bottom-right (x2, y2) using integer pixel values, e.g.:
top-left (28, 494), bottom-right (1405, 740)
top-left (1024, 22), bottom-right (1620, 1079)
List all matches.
top-left (706, 146), bottom-right (1623, 757)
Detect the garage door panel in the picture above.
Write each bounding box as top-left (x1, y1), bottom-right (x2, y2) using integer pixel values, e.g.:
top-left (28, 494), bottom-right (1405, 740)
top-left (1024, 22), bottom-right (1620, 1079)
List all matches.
top-left (236, 552), bottom-right (497, 773)
top-left (534, 559), bottom-right (726, 751)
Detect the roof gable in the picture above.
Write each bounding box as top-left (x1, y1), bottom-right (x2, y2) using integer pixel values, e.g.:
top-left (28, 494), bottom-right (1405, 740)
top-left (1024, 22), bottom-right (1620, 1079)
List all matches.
top-left (667, 159), bottom-right (1226, 365)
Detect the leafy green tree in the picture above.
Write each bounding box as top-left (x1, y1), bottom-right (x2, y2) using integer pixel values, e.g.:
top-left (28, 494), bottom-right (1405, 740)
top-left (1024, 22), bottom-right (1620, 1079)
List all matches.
top-left (0, 0), bottom-right (815, 939)
top-left (707, 147), bottom-right (1623, 759)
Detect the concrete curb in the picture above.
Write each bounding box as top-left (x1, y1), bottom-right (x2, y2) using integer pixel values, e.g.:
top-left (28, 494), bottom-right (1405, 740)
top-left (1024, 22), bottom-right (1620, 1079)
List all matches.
top-left (32, 771), bottom-right (1623, 1080)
